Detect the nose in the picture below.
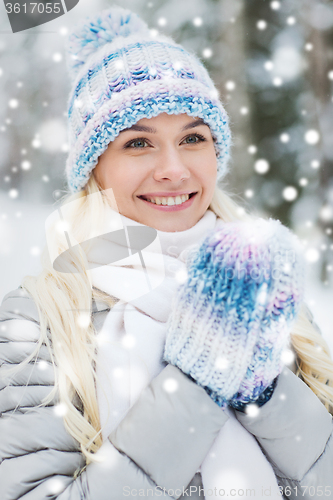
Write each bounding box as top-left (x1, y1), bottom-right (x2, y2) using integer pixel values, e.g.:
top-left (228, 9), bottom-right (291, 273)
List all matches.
top-left (153, 146), bottom-right (191, 183)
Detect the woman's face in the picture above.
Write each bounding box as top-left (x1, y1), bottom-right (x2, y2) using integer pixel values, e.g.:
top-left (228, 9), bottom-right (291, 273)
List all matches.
top-left (93, 112), bottom-right (217, 232)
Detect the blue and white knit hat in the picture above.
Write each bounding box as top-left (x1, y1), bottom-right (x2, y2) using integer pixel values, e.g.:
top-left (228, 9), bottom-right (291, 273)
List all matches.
top-left (65, 6), bottom-right (231, 193)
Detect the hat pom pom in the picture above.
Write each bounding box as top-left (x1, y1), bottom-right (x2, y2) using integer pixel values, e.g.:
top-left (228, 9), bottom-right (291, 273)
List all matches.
top-left (66, 6), bottom-right (149, 79)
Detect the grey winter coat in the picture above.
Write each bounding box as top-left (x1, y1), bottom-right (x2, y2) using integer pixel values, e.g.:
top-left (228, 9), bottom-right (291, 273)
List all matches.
top-left (0, 287), bottom-right (332, 500)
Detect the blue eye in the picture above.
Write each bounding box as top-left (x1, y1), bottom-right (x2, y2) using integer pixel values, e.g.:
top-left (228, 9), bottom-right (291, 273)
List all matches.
top-left (183, 134), bottom-right (206, 144)
top-left (127, 138), bottom-right (149, 148)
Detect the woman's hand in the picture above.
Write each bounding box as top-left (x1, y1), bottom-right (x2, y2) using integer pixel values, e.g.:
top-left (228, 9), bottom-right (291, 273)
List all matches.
top-left (163, 218), bottom-right (305, 408)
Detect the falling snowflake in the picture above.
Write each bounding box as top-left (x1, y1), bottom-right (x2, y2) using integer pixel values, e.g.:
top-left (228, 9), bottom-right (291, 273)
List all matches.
top-left (245, 189), bottom-right (254, 198)
top-left (319, 205), bottom-right (332, 221)
top-left (254, 159), bottom-right (270, 174)
top-left (32, 138), bottom-right (41, 148)
top-left (305, 43), bottom-right (313, 51)
top-left (311, 160), bottom-right (320, 169)
top-left (157, 17), bottom-right (167, 26)
top-left (193, 17), bottom-right (203, 27)
top-left (225, 80), bottom-right (236, 91)
top-left (54, 403), bottom-right (68, 417)
top-left (299, 178), bottom-right (308, 186)
top-left (280, 133), bottom-right (290, 143)
top-left (53, 53), bottom-right (63, 62)
top-left (9, 189), bottom-right (18, 199)
top-left (77, 312), bottom-right (91, 328)
top-left (202, 48), bottom-right (212, 58)
top-left (273, 77), bottom-right (283, 86)
top-left (270, 1), bottom-right (281, 9)
top-left (175, 268), bottom-right (188, 283)
top-left (59, 27), bottom-right (68, 36)
top-left (305, 248), bottom-right (320, 263)
top-left (282, 186), bottom-right (298, 201)
top-left (248, 145), bottom-right (257, 154)
top-left (9, 99), bottom-right (19, 109)
top-left (215, 356), bottom-right (229, 370)
top-left (257, 20), bottom-right (267, 30)
top-left (122, 333), bottom-right (136, 349)
top-left (287, 16), bottom-right (296, 25)
top-left (245, 404), bottom-right (260, 417)
top-left (39, 119), bottom-right (67, 152)
top-left (47, 478), bottom-right (65, 495)
top-left (21, 160), bottom-right (31, 170)
top-left (30, 246), bottom-right (40, 256)
top-left (305, 130), bottom-right (320, 145)
top-left (264, 61), bottom-right (274, 71)
top-left (37, 360), bottom-right (48, 370)
top-left (281, 348), bottom-right (295, 365)
top-left (115, 60), bottom-right (124, 70)
top-left (273, 46), bottom-right (303, 81)
top-left (163, 377), bottom-right (178, 393)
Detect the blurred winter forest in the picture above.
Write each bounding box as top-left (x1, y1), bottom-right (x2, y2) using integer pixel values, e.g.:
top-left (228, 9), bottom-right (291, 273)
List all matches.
top-left (0, 0), bottom-right (332, 343)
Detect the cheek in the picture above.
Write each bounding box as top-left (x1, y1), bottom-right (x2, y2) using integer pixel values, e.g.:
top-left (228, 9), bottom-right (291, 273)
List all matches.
top-left (197, 151), bottom-right (218, 189)
top-left (107, 167), bottom-right (146, 203)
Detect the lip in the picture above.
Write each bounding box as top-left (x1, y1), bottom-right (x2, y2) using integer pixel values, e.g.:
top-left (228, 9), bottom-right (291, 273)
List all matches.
top-left (138, 191), bottom-right (196, 197)
top-left (137, 192), bottom-right (198, 212)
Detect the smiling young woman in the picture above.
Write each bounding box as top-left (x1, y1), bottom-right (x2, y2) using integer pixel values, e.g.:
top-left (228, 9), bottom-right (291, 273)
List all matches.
top-left (1, 6), bottom-right (333, 500)
top-left (93, 113), bottom-right (218, 231)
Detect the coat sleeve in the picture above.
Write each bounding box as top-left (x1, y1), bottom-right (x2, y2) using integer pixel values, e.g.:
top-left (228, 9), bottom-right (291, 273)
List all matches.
top-left (234, 303), bottom-right (333, 500)
top-left (0, 288), bottom-right (228, 500)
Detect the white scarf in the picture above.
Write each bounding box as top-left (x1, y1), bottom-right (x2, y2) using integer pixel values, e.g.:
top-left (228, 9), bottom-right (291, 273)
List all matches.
top-left (88, 207), bottom-right (281, 500)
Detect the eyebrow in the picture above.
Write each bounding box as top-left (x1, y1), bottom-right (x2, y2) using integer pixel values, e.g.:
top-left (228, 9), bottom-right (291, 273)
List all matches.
top-left (120, 119), bottom-right (209, 134)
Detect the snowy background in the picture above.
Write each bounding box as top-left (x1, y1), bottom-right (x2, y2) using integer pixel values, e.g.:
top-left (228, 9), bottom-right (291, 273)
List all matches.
top-left (0, 0), bottom-right (332, 351)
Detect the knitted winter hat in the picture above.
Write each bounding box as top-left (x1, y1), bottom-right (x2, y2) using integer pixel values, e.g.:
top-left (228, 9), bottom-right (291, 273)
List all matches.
top-left (65, 6), bottom-right (231, 193)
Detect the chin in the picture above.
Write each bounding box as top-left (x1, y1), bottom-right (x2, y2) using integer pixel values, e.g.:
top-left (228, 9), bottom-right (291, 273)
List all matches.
top-left (150, 216), bottom-right (198, 232)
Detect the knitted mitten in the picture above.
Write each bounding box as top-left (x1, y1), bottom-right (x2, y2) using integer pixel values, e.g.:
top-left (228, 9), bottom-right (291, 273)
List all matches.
top-left (163, 218), bottom-right (305, 409)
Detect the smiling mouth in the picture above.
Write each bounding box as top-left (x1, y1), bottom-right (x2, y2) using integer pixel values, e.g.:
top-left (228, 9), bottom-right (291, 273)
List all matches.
top-left (138, 192), bottom-right (197, 206)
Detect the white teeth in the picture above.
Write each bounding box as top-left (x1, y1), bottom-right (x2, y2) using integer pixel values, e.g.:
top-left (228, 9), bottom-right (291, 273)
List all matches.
top-left (142, 194), bottom-right (191, 205)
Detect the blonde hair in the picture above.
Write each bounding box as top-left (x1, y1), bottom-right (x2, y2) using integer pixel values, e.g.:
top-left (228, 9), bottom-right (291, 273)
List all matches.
top-left (7, 174), bottom-right (333, 470)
